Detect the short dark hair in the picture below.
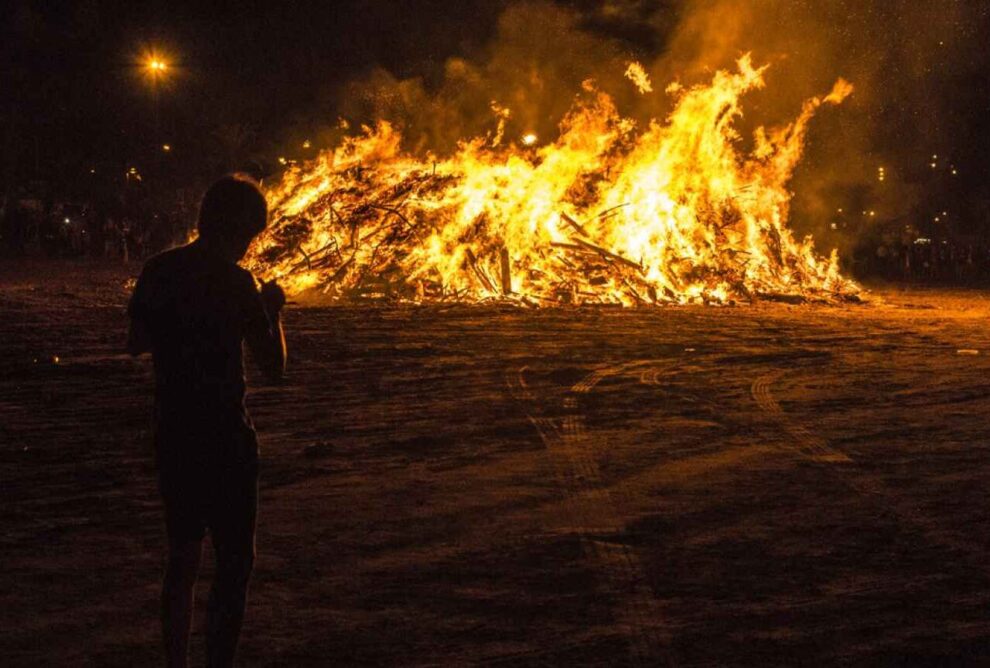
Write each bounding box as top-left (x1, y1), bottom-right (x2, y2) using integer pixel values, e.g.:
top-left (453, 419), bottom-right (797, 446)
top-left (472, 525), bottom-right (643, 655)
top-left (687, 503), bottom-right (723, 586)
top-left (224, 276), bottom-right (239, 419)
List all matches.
top-left (197, 175), bottom-right (268, 241)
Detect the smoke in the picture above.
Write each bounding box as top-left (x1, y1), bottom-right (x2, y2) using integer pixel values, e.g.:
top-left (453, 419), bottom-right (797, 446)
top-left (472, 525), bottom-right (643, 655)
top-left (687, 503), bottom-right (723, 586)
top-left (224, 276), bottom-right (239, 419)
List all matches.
top-left (642, 0), bottom-right (984, 250)
top-left (336, 2), bottom-right (632, 154)
top-left (317, 0), bottom-right (988, 254)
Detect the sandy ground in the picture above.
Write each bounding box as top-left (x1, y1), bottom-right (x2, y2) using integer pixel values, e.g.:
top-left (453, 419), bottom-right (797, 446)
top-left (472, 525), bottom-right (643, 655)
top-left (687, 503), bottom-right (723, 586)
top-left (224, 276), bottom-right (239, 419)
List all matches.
top-left (3, 258), bottom-right (990, 666)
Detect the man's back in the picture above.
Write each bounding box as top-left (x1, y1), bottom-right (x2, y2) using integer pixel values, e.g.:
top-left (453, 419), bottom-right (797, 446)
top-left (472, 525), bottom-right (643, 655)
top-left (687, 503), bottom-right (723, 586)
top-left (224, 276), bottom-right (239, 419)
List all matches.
top-left (129, 241), bottom-right (270, 435)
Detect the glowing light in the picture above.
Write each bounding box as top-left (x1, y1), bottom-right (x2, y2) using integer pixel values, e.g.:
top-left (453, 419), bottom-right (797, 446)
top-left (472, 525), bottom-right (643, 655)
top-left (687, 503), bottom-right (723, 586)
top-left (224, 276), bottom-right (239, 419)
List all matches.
top-left (302, 140), bottom-right (312, 149)
top-left (278, 156), bottom-right (287, 165)
top-left (145, 55), bottom-right (169, 77)
top-left (162, 144), bottom-right (171, 152)
top-left (521, 133), bottom-right (538, 146)
top-left (142, 52), bottom-right (171, 85)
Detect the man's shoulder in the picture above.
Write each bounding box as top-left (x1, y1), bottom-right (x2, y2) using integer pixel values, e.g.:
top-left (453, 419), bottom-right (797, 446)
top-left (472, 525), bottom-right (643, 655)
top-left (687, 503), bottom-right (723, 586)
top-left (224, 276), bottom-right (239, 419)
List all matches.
top-left (230, 262), bottom-right (255, 282)
top-left (218, 262), bottom-right (256, 298)
top-left (139, 243), bottom-right (257, 294)
top-left (140, 244), bottom-right (194, 276)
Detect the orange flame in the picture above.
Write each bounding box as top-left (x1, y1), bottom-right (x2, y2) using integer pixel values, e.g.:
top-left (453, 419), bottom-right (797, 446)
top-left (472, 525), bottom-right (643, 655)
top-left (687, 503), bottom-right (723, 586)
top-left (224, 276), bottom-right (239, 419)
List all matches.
top-left (248, 56), bottom-right (858, 305)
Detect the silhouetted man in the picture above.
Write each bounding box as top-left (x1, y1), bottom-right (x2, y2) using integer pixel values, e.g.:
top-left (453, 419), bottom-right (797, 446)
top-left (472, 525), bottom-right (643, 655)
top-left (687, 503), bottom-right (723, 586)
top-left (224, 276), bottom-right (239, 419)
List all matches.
top-left (127, 175), bottom-right (286, 667)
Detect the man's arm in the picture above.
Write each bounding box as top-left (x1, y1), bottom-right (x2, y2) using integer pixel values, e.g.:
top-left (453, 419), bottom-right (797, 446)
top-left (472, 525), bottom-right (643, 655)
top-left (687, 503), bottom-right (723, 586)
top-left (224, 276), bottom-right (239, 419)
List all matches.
top-left (244, 278), bottom-right (287, 383)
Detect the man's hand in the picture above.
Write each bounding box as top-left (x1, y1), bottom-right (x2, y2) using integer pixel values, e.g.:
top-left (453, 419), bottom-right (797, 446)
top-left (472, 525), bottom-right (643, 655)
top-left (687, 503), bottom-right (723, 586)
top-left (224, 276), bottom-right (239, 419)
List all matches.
top-left (259, 279), bottom-right (286, 317)
top-left (246, 277), bottom-right (287, 383)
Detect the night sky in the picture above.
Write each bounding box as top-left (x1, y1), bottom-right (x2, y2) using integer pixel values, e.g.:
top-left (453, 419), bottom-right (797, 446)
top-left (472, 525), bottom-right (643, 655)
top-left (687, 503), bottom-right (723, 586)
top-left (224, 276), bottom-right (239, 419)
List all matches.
top-left (4, 0), bottom-right (990, 240)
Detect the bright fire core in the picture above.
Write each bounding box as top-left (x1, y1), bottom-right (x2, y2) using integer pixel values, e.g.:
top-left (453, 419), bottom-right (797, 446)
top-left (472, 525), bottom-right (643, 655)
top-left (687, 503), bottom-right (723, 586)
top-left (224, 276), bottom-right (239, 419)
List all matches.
top-left (247, 56), bottom-right (859, 306)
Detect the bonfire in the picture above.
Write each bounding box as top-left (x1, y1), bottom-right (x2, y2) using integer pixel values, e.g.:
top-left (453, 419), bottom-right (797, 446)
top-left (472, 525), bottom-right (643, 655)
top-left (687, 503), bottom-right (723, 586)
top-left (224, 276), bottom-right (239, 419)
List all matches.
top-left (246, 56), bottom-right (860, 306)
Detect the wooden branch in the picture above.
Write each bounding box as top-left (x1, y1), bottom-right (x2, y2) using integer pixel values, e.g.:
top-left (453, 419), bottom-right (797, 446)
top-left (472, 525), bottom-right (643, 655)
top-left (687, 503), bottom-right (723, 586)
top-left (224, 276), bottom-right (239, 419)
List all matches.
top-left (368, 204), bottom-right (415, 231)
top-left (570, 238), bottom-right (643, 273)
top-left (560, 212), bottom-right (589, 237)
top-left (329, 257), bottom-right (354, 282)
top-left (499, 247), bottom-right (512, 295)
top-left (465, 249), bottom-right (496, 293)
top-left (595, 203), bottom-right (629, 219)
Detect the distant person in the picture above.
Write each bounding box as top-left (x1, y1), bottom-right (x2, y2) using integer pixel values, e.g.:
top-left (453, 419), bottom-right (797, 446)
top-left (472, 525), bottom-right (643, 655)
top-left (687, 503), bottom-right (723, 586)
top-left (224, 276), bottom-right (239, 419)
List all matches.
top-left (127, 175), bottom-right (286, 668)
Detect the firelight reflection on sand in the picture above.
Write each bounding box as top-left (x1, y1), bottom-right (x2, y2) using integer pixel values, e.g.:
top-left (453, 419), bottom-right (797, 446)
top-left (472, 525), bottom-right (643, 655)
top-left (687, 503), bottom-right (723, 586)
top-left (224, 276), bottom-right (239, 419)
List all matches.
top-left (247, 56), bottom-right (859, 306)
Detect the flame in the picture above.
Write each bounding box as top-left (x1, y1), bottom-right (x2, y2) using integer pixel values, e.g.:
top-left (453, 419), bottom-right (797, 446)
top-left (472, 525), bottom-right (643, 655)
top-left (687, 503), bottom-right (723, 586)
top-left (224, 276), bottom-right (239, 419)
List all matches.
top-left (248, 56), bottom-right (859, 306)
top-left (624, 61), bottom-right (654, 94)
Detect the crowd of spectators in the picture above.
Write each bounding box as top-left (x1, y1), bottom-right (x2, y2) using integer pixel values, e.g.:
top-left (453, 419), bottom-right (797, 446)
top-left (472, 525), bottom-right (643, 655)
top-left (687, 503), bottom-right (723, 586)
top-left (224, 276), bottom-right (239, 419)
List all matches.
top-left (855, 236), bottom-right (990, 284)
top-left (1, 201), bottom-right (193, 262)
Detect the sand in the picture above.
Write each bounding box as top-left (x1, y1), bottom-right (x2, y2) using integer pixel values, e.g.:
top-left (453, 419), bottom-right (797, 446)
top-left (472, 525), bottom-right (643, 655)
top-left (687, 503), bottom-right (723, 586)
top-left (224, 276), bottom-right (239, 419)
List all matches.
top-left (3, 258), bottom-right (990, 666)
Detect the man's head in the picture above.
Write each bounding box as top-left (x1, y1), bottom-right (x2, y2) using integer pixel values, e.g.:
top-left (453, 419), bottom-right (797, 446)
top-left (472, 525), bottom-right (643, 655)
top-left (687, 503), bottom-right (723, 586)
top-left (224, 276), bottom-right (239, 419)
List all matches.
top-left (197, 175), bottom-right (268, 261)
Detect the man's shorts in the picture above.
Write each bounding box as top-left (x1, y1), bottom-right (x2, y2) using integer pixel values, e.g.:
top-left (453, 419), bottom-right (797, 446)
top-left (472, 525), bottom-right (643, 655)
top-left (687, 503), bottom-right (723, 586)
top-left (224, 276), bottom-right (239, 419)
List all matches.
top-left (155, 424), bottom-right (259, 548)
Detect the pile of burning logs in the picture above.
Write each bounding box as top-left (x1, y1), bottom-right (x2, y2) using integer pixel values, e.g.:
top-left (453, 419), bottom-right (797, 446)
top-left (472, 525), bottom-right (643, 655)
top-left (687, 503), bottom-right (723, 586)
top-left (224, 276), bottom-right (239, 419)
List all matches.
top-left (249, 166), bottom-right (859, 306)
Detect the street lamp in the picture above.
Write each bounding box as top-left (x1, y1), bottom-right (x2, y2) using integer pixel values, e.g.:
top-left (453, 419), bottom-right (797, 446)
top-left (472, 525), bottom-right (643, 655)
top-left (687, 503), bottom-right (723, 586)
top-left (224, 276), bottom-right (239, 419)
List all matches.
top-left (146, 56), bottom-right (169, 78)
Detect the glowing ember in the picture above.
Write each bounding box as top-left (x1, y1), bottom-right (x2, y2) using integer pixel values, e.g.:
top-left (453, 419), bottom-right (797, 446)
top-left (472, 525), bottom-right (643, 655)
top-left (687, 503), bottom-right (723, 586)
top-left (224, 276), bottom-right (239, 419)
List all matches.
top-left (247, 56), bottom-right (859, 306)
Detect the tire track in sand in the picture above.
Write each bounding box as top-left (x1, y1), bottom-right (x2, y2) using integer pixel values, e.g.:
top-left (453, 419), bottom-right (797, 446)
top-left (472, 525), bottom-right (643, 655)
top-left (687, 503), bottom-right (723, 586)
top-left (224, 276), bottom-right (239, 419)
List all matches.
top-left (508, 361), bottom-right (674, 667)
top-left (751, 371), bottom-right (852, 463)
top-left (752, 370), bottom-right (990, 581)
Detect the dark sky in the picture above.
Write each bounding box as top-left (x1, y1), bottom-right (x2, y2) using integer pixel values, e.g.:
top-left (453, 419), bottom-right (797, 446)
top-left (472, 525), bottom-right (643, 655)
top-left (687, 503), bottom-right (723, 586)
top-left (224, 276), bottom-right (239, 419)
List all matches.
top-left (4, 0), bottom-right (990, 236)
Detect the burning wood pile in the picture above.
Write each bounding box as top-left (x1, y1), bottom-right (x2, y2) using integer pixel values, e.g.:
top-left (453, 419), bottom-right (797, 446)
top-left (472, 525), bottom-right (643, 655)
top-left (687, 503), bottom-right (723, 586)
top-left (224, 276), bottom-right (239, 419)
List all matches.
top-left (247, 57), bottom-right (861, 306)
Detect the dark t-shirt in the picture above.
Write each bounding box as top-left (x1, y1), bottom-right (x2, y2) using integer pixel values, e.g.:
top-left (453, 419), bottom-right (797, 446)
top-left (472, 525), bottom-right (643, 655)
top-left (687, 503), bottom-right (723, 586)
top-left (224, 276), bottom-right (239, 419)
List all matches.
top-left (128, 242), bottom-right (272, 451)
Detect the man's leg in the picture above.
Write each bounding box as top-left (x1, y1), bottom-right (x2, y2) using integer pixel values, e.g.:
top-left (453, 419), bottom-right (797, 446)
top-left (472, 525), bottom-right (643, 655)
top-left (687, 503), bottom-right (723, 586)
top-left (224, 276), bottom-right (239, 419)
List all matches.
top-left (162, 539), bottom-right (203, 668)
top-left (205, 463), bottom-right (258, 668)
